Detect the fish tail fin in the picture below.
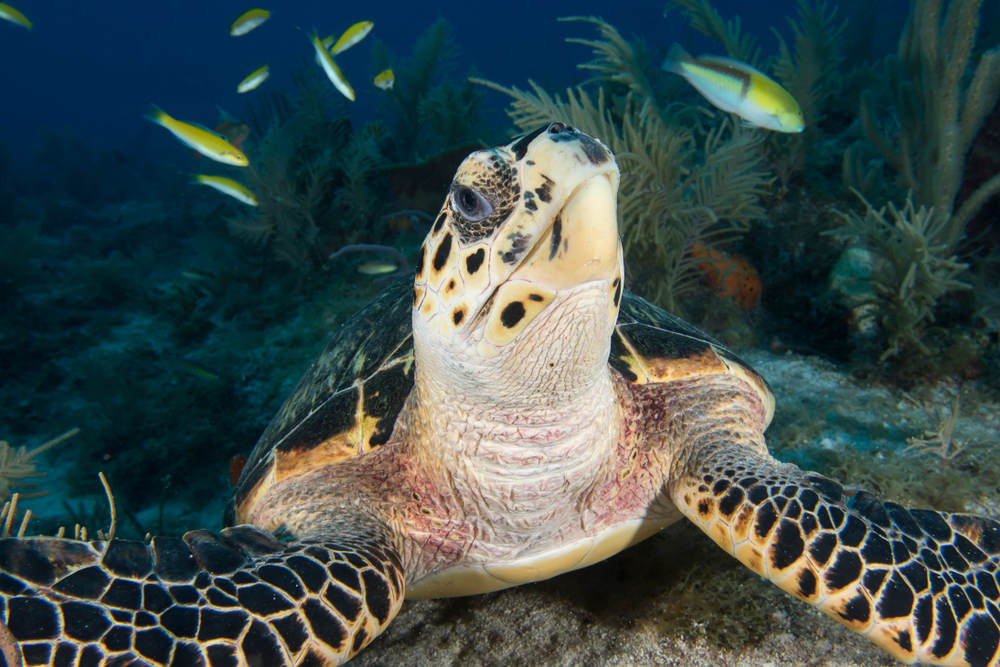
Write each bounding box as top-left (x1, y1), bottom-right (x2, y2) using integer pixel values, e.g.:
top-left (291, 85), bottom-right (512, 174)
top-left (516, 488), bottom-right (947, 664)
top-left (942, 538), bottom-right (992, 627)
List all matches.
top-left (663, 42), bottom-right (691, 75)
top-left (144, 104), bottom-right (170, 127)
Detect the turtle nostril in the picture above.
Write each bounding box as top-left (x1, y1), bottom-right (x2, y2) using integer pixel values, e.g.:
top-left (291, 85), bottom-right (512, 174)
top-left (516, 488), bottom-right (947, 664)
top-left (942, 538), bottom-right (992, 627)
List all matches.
top-left (549, 122), bottom-right (569, 134)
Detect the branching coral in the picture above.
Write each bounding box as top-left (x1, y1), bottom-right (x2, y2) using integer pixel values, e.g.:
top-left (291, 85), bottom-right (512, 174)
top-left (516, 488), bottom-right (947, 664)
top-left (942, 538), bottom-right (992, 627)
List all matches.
top-left (474, 17), bottom-right (771, 314)
top-left (0, 428), bottom-right (79, 501)
top-left (902, 390), bottom-right (979, 460)
top-left (372, 19), bottom-right (483, 161)
top-left (860, 0), bottom-right (1000, 236)
top-left (834, 191), bottom-right (971, 359)
top-left (767, 0), bottom-right (847, 186)
top-left (665, 0), bottom-right (761, 65)
top-left (228, 69), bottom-right (386, 268)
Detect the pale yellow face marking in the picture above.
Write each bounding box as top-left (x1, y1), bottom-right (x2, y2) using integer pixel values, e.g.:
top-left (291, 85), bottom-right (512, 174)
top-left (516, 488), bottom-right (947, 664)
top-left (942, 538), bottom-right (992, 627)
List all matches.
top-left (439, 269), bottom-right (465, 306)
top-left (482, 282), bottom-right (556, 348)
top-left (460, 246), bottom-right (490, 296)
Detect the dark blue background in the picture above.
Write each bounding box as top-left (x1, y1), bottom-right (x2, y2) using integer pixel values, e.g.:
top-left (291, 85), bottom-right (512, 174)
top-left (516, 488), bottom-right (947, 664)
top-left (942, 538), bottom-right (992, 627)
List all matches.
top-left (0, 0), bottom-right (901, 163)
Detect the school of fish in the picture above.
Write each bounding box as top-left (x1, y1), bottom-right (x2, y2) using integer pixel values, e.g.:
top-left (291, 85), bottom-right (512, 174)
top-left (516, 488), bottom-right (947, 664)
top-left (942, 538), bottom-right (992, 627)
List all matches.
top-left (133, 9), bottom-right (385, 208)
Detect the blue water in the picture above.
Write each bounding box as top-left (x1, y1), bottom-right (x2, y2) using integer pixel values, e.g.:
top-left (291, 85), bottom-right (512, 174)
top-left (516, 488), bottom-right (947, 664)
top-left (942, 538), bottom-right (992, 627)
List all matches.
top-left (0, 0), bottom-right (908, 161)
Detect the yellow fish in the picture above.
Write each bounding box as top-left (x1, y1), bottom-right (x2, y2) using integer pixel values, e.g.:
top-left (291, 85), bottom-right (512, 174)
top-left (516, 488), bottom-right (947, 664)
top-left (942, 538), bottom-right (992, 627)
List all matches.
top-left (230, 8), bottom-right (270, 36)
top-left (191, 175), bottom-right (258, 206)
top-left (309, 31), bottom-right (355, 101)
top-left (145, 105), bottom-right (249, 166)
top-left (0, 2), bottom-right (31, 30)
top-left (373, 68), bottom-right (394, 90)
top-left (327, 21), bottom-right (373, 55)
top-left (237, 64), bottom-right (269, 93)
top-left (357, 261), bottom-right (398, 275)
top-left (172, 358), bottom-right (221, 381)
top-left (662, 43), bottom-right (804, 133)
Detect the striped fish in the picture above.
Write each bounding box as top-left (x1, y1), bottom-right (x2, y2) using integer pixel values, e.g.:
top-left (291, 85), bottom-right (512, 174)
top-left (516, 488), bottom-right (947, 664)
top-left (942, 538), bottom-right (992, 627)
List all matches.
top-left (663, 43), bottom-right (804, 133)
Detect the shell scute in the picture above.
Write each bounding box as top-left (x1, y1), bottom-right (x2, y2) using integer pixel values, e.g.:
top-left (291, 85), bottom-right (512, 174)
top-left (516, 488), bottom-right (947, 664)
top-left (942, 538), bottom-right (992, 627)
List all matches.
top-left (230, 280), bottom-right (416, 524)
top-left (612, 291), bottom-right (774, 422)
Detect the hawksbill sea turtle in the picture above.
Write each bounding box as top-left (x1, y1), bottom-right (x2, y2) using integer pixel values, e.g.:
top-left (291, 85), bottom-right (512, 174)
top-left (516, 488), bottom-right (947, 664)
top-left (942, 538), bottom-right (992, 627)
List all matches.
top-left (2, 123), bottom-right (1000, 667)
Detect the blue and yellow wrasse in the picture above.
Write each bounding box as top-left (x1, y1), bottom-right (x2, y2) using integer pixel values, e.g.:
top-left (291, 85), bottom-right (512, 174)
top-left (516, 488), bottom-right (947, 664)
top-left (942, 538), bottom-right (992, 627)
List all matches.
top-left (230, 9), bottom-right (270, 36)
top-left (309, 31), bottom-right (355, 101)
top-left (373, 69), bottom-right (394, 90)
top-left (145, 105), bottom-right (249, 166)
top-left (321, 21), bottom-right (373, 55)
top-left (0, 3), bottom-right (31, 30)
top-left (237, 64), bottom-right (269, 93)
top-left (357, 261), bottom-right (398, 275)
top-left (663, 43), bottom-right (804, 133)
top-left (191, 175), bottom-right (258, 206)
top-left (172, 358), bottom-right (221, 381)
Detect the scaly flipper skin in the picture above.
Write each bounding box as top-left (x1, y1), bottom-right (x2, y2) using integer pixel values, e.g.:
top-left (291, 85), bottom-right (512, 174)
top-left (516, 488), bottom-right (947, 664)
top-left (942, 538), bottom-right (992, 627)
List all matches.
top-left (667, 378), bottom-right (1000, 667)
top-left (0, 525), bottom-right (404, 666)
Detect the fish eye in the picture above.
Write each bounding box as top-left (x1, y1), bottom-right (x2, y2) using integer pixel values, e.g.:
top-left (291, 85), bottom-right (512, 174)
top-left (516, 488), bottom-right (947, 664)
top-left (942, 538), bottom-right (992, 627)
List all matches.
top-left (452, 184), bottom-right (493, 222)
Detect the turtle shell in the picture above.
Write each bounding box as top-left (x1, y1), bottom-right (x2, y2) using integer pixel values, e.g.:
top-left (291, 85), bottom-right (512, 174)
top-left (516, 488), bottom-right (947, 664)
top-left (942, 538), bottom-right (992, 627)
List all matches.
top-left (229, 278), bottom-right (416, 525)
top-left (611, 291), bottom-right (775, 425)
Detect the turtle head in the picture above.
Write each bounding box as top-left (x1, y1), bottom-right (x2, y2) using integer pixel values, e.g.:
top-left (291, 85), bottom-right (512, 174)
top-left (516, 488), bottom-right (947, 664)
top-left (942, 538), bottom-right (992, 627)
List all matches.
top-left (413, 123), bottom-right (622, 402)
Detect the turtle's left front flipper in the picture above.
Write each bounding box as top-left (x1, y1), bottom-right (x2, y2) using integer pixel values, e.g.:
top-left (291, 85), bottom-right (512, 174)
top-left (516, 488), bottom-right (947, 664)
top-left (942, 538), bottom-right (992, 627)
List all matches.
top-left (0, 525), bottom-right (404, 666)
top-left (671, 448), bottom-right (1000, 666)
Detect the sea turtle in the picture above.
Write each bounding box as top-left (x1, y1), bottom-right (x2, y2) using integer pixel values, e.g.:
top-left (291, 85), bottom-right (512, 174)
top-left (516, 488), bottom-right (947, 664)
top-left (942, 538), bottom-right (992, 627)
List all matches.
top-left (2, 123), bottom-right (1000, 667)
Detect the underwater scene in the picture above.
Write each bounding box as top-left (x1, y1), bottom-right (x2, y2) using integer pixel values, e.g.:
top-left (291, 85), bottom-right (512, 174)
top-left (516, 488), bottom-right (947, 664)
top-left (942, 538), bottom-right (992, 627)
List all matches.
top-left (1, 0), bottom-right (1000, 664)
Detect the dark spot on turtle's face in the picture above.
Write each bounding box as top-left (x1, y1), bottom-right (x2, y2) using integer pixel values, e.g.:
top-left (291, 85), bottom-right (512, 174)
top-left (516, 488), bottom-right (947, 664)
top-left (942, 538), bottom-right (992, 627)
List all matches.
top-left (453, 309), bottom-right (465, 325)
top-left (447, 279), bottom-right (455, 291)
top-left (432, 212), bottom-right (447, 234)
top-left (433, 233), bottom-right (453, 272)
top-left (535, 182), bottom-right (552, 203)
top-left (500, 301), bottom-right (526, 328)
top-left (501, 233), bottom-right (531, 265)
top-left (549, 130), bottom-right (610, 165)
top-left (613, 280), bottom-right (621, 308)
top-left (523, 190), bottom-right (538, 212)
top-left (415, 245), bottom-right (426, 279)
top-left (510, 125), bottom-right (549, 161)
top-left (466, 248), bottom-right (485, 274)
top-left (526, 160), bottom-right (535, 166)
top-left (528, 294), bottom-right (543, 302)
top-left (549, 216), bottom-right (562, 260)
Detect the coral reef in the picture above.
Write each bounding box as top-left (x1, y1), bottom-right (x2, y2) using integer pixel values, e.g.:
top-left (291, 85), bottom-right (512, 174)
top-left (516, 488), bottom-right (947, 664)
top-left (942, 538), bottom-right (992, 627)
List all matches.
top-left (860, 0), bottom-right (1000, 233)
top-left (832, 191), bottom-right (971, 359)
top-left (476, 17), bottom-right (772, 315)
top-left (371, 19), bottom-right (485, 162)
top-left (228, 69), bottom-right (387, 269)
top-left (0, 428), bottom-right (78, 501)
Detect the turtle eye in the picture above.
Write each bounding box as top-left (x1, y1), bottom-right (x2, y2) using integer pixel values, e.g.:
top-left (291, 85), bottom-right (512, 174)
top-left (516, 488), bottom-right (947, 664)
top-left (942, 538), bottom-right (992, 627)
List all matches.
top-left (452, 185), bottom-right (492, 222)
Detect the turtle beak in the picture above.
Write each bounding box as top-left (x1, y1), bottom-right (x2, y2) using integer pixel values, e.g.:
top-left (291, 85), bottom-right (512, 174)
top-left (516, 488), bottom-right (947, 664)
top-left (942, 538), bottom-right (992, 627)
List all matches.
top-left (509, 173), bottom-right (621, 290)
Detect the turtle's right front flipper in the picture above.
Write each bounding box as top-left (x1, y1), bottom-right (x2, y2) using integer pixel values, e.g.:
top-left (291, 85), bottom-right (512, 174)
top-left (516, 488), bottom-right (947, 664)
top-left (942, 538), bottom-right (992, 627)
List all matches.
top-left (672, 448), bottom-right (1000, 667)
top-left (0, 525), bottom-right (404, 666)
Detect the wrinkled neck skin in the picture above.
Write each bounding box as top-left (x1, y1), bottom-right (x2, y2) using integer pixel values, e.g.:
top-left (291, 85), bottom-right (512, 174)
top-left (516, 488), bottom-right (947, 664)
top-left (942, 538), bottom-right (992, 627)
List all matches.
top-left (405, 280), bottom-right (620, 551)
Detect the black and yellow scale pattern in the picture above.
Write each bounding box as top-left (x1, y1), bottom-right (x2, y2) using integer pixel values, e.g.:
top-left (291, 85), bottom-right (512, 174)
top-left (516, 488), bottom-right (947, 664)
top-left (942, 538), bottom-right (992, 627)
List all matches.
top-left (676, 449), bottom-right (1000, 667)
top-left (0, 525), bottom-right (404, 666)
